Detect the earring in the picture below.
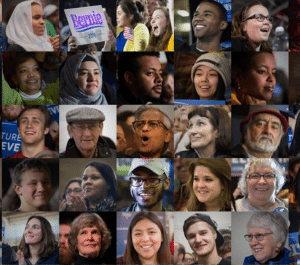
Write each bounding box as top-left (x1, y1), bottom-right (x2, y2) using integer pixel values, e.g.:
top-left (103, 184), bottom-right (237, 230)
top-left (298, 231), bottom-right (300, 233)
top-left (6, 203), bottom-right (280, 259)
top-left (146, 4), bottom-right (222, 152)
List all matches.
top-left (237, 82), bottom-right (241, 90)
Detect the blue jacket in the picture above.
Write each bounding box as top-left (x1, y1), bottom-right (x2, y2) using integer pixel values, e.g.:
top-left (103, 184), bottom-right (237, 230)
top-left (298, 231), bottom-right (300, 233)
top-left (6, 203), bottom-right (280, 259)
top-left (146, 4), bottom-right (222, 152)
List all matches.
top-left (243, 248), bottom-right (289, 265)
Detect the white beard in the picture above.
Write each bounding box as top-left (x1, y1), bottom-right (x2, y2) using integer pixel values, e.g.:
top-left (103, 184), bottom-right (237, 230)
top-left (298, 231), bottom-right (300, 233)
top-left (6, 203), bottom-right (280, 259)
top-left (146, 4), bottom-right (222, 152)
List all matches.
top-left (245, 130), bottom-right (280, 153)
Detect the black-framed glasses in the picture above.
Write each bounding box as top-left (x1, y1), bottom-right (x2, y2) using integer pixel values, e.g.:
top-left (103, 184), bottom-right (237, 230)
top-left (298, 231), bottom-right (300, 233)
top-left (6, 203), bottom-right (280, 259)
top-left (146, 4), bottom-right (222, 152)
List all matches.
top-left (71, 124), bottom-right (100, 133)
top-left (65, 188), bottom-right (82, 195)
top-left (247, 173), bottom-right (276, 181)
top-left (244, 232), bottom-right (273, 242)
top-left (243, 13), bottom-right (274, 23)
top-left (132, 120), bottom-right (168, 130)
top-left (129, 177), bottom-right (165, 187)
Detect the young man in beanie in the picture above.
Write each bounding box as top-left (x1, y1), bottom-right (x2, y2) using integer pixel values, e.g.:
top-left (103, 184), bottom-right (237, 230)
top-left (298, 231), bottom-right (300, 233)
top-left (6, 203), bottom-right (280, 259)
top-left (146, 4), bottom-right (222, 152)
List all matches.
top-left (180, 0), bottom-right (229, 51)
top-left (60, 107), bottom-right (116, 158)
top-left (232, 105), bottom-right (288, 158)
top-left (183, 213), bottom-right (230, 265)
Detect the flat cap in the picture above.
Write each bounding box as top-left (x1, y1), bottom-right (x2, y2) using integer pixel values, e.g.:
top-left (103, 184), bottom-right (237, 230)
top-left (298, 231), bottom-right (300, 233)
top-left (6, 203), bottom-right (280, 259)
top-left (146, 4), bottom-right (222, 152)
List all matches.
top-left (66, 107), bottom-right (105, 124)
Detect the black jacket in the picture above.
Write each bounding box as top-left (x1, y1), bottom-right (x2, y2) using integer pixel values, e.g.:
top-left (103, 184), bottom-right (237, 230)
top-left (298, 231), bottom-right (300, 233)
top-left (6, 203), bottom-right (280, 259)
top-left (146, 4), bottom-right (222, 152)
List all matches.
top-left (117, 84), bottom-right (162, 105)
top-left (60, 137), bottom-right (116, 158)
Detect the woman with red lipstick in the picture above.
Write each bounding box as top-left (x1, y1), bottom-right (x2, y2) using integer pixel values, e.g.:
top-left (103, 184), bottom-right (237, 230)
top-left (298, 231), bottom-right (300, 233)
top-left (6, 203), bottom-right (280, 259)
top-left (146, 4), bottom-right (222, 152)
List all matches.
top-left (60, 53), bottom-right (115, 104)
top-left (15, 216), bottom-right (59, 265)
top-left (146, 7), bottom-right (174, 51)
top-left (191, 53), bottom-right (230, 101)
top-left (118, 212), bottom-right (171, 265)
top-left (232, 51), bottom-right (277, 105)
top-left (232, 1), bottom-right (273, 52)
top-left (68, 213), bottom-right (111, 265)
top-left (175, 106), bottom-right (231, 158)
top-left (185, 158), bottom-right (231, 211)
top-left (6, 0), bottom-right (59, 51)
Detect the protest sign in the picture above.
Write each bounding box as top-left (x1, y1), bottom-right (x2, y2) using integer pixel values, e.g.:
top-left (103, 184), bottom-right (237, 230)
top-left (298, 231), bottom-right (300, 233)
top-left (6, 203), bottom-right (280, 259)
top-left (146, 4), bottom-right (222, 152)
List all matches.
top-left (64, 5), bottom-right (109, 45)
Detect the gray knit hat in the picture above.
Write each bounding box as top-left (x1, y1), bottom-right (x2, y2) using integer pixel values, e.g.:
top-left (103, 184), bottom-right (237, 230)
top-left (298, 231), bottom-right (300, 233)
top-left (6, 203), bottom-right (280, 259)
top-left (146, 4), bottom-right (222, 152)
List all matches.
top-left (191, 53), bottom-right (231, 88)
top-left (66, 107), bottom-right (105, 124)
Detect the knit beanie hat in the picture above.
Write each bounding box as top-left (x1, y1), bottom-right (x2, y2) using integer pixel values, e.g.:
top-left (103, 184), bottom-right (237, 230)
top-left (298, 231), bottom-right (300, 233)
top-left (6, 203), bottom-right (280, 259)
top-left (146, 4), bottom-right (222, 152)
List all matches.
top-left (191, 53), bottom-right (231, 88)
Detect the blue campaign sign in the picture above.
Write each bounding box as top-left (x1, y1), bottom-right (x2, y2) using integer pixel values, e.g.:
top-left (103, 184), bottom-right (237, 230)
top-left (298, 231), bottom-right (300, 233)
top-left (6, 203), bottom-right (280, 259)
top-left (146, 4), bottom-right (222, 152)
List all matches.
top-left (214, 0), bottom-right (231, 21)
top-left (47, 105), bottom-right (59, 122)
top-left (2, 121), bottom-right (21, 158)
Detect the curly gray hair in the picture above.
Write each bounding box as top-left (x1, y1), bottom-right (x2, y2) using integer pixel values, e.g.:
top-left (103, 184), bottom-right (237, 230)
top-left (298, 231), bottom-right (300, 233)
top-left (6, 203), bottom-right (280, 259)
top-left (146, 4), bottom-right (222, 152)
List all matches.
top-left (238, 158), bottom-right (285, 197)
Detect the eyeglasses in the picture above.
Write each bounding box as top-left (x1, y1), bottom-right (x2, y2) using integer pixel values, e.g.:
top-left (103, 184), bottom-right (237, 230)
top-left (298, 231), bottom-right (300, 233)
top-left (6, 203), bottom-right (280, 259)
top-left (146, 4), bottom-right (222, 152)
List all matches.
top-left (244, 232), bottom-right (273, 242)
top-left (71, 124), bottom-right (100, 133)
top-left (243, 14), bottom-right (274, 23)
top-left (65, 188), bottom-right (82, 194)
top-left (129, 177), bottom-right (165, 187)
top-left (247, 173), bottom-right (276, 181)
top-left (132, 120), bottom-right (168, 130)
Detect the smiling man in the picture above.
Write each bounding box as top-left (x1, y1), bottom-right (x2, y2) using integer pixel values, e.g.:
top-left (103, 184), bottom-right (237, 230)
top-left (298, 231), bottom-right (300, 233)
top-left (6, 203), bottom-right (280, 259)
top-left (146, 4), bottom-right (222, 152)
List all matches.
top-left (121, 158), bottom-right (171, 212)
top-left (8, 105), bottom-right (52, 158)
top-left (180, 0), bottom-right (229, 52)
top-left (117, 52), bottom-right (165, 104)
top-left (13, 158), bottom-right (52, 212)
top-left (60, 107), bottom-right (116, 158)
top-left (183, 213), bottom-right (230, 265)
top-left (232, 105), bottom-right (288, 158)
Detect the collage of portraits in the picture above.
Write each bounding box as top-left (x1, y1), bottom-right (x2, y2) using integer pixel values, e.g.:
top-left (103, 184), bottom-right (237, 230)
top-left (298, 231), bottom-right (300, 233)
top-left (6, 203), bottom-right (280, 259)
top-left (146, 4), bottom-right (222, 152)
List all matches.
top-left (0, 0), bottom-right (299, 264)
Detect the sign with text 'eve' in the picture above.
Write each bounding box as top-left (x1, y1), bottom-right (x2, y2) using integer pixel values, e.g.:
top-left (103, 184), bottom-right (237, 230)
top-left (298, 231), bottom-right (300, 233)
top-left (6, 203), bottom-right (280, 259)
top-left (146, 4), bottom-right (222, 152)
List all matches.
top-left (64, 5), bottom-right (109, 45)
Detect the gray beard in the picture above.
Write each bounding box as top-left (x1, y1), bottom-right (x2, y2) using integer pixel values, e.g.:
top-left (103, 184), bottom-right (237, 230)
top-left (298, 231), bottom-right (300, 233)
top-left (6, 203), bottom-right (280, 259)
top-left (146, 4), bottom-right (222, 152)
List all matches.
top-left (245, 131), bottom-right (280, 153)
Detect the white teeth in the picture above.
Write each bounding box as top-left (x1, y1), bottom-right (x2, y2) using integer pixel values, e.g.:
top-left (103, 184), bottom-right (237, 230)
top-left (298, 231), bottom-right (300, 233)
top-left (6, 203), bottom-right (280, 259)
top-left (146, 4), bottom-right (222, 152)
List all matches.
top-left (196, 25), bottom-right (205, 28)
top-left (141, 245), bottom-right (151, 249)
top-left (26, 132), bottom-right (34, 135)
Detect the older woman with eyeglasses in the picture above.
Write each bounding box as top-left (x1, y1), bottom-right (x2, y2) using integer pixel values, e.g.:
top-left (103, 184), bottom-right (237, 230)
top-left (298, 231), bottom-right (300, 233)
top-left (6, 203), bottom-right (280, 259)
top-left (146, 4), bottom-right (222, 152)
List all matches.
top-left (232, 1), bottom-right (273, 52)
top-left (234, 158), bottom-right (287, 212)
top-left (243, 212), bottom-right (289, 265)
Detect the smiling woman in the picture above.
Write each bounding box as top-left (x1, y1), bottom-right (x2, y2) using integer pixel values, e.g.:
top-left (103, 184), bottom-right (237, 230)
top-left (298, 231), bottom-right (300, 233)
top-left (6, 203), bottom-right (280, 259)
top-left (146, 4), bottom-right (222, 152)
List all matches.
top-left (6, 0), bottom-right (58, 51)
top-left (60, 53), bottom-right (115, 105)
top-left (232, 1), bottom-right (272, 52)
top-left (3, 53), bottom-right (59, 105)
top-left (16, 216), bottom-right (59, 264)
top-left (191, 53), bottom-right (230, 101)
top-left (244, 212), bottom-right (289, 265)
top-left (235, 158), bottom-right (287, 211)
top-left (68, 213), bottom-right (111, 265)
top-left (175, 106), bottom-right (231, 158)
top-left (118, 212), bottom-right (171, 265)
top-left (186, 158), bottom-right (231, 211)
top-left (146, 7), bottom-right (174, 51)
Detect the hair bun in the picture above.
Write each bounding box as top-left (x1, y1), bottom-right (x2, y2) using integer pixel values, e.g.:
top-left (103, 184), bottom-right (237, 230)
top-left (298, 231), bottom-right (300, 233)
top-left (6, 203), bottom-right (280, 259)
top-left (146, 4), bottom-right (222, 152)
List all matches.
top-left (135, 1), bottom-right (145, 13)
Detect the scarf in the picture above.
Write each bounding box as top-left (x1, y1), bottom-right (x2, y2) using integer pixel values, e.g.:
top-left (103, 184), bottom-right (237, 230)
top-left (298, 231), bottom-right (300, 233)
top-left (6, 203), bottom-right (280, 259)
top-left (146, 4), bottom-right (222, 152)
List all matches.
top-left (6, 0), bottom-right (53, 51)
top-left (60, 53), bottom-right (107, 105)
